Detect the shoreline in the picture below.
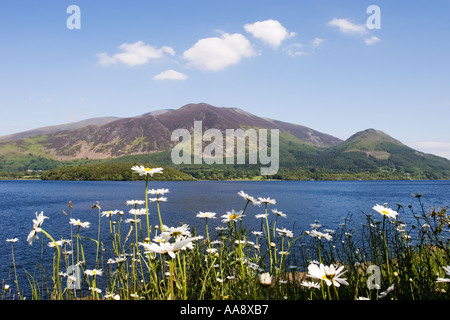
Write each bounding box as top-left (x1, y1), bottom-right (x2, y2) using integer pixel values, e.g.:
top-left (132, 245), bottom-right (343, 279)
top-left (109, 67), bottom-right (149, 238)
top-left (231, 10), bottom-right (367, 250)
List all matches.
top-left (1, 177), bottom-right (450, 182)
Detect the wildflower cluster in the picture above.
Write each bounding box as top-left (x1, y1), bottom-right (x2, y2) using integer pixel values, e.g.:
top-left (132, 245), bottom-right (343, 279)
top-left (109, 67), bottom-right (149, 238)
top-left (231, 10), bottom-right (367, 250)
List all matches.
top-left (3, 165), bottom-right (450, 301)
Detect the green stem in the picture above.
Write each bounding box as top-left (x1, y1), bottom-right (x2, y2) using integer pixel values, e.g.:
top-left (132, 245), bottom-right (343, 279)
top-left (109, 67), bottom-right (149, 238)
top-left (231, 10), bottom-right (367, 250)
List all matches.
top-left (145, 175), bottom-right (151, 240)
top-left (333, 284), bottom-right (340, 300)
top-left (156, 196), bottom-right (164, 229)
top-left (109, 215), bottom-right (118, 256)
top-left (382, 216), bottom-right (391, 282)
top-left (76, 226), bottom-right (80, 265)
top-left (169, 259), bottom-right (175, 299)
top-left (199, 257), bottom-right (217, 300)
top-left (10, 243), bottom-right (22, 299)
top-left (318, 240), bottom-right (322, 264)
top-left (96, 207), bottom-right (101, 268)
top-left (264, 204), bottom-right (273, 273)
top-left (205, 218), bottom-right (210, 244)
top-left (134, 208), bottom-right (139, 249)
top-left (92, 275), bottom-right (98, 300)
top-left (177, 253), bottom-right (187, 299)
top-left (40, 229), bottom-right (62, 300)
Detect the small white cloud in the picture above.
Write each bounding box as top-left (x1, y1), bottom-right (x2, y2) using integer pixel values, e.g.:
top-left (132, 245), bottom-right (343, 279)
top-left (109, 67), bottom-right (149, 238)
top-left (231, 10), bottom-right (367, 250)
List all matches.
top-left (365, 36), bottom-right (381, 45)
top-left (244, 19), bottom-right (296, 49)
top-left (97, 41), bottom-right (175, 67)
top-left (182, 33), bottom-right (257, 71)
top-left (328, 18), bottom-right (368, 35)
top-left (311, 37), bottom-right (325, 48)
top-left (284, 43), bottom-right (306, 57)
top-left (152, 69), bottom-right (188, 80)
top-left (284, 37), bottom-right (324, 57)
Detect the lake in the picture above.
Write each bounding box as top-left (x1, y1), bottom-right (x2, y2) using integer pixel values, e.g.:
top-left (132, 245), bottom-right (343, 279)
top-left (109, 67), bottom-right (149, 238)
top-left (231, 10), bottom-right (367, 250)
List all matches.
top-left (1, 179), bottom-right (449, 297)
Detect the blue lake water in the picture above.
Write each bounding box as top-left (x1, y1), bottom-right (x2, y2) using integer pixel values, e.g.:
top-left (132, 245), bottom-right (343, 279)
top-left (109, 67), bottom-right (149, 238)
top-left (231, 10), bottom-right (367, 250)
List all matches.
top-left (1, 179), bottom-right (449, 297)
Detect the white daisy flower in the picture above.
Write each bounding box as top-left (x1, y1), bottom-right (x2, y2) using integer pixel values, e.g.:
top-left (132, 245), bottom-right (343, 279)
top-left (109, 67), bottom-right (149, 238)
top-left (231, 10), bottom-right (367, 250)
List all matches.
top-left (69, 218), bottom-right (91, 229)
top-left (129, 208), bottom-right (147, 216)
top-left (272, 209), bottom-right (286, 218)
top-left (259, 272), bottom-right (272, 286)
top-left (27, 211), bottom-right (48, 245)
top-left (238, 191), bottom-right (260, 205)
top-left (258, 197), bottom-right (276, 205)
top-left (147, 188), bottom-right (169, 195)
top-left (85, 269), bottom-right (103, 277)
top-left (196, 211), bottom-right (217, 219)
top-left (301, 280), bottom-right (321, 289)
top-left (126, 200), bottom-right (145, 206)
top-left (139, 237), bottom-right (198, 259)
top-left (372, 204), bottom-right (398, 219)
top-left (306, 263), bottom-right (348, 287)
top-left (221, 209), bottom-right (244, 223)
top-left (131, 165), bottom-right (163, 176)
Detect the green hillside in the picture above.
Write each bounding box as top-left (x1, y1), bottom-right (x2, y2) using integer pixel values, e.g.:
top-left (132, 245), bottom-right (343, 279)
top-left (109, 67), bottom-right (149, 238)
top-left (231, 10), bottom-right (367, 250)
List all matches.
top-left (1, 104), bottom-right (450, 181)
top-left (3, 127), bottom-right (450, 181)
top-left (274, 129), bottom-right (450, 180)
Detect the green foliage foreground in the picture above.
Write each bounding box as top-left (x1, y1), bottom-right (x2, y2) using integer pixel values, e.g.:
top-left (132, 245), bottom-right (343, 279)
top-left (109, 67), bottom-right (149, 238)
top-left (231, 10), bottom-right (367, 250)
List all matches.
top-left (3, 165), bottom-right (450, 300)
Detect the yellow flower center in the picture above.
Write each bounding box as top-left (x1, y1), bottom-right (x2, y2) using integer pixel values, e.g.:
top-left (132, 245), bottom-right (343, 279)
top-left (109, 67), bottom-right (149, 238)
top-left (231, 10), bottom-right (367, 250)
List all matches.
top-left (322, 273), bottom-right (335, 281)
top-left (230, 214), bottom-right (239, 220)
top-left (381, 210), bottom-right (389, 215)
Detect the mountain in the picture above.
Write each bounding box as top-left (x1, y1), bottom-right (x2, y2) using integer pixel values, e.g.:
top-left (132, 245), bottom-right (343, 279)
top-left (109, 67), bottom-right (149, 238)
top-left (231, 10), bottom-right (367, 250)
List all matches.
top-left (1, 103), bottom-right (450, 180)
top-left (0, 117), bottom-right (121, 141)
top-left (322, 129), bottom-right (450, 178)
top-left (4, 103), bottom-right (341, 161)
top-left (332, 129), bottom-right (404, 159)
top-left (274, 128), bottom-right (450, 180)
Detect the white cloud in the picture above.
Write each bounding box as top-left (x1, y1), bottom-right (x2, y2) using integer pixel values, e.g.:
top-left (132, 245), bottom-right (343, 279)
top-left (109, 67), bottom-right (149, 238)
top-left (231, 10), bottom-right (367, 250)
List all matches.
top-left (244, 19), bottom-right (296, 49)
top-left (182, 33), bottom-right (257, 71)
top-left (152, 69), bottom-right (188, 80)
top-left (97, 41), bottom-right (175, 67)
top-left (328, 18), bottom-right (368, 35)
top-left (284, 37), bottom-right (324, 57)
top-left (406, 141), bottom-right (450, 160)
top-left (311, 37), bottom-right (325, 48)
top-left (284, 43), bottom-right (306, 57)
top-left (329, 18), bottom-right (381, 45)
top-left (365, 36), bottom-right (381, 45)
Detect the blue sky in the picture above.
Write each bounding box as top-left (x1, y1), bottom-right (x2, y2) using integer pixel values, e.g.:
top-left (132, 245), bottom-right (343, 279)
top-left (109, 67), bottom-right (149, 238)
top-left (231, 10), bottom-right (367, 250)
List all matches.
top-left (1, 0), bottom-right (449, 158)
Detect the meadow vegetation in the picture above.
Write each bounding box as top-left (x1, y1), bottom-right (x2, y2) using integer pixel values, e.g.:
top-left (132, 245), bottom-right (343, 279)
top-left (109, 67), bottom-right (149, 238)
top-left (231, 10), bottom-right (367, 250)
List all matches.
top-left (3, 165), bottom-right (450, 300)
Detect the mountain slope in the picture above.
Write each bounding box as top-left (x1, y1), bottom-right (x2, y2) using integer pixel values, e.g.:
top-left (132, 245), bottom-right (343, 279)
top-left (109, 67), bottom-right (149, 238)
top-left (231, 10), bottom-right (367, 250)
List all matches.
top-left (0, 117), bottom-right (120, 141)
top-left (155, 103), bottom-right (342, 147)
top-left (1, 103), bottom-right (450, 179)
top-left (43, 114), bottom-right (174, 160)
top-left (318, 129), bottom-right (450, 178)
top-left (2, 103), bottom-right (341, 161)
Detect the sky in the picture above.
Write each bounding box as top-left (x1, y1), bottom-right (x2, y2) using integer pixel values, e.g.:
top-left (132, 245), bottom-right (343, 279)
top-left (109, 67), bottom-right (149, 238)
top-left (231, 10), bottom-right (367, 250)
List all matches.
top-left (0, 0), bottom-right (449, 159)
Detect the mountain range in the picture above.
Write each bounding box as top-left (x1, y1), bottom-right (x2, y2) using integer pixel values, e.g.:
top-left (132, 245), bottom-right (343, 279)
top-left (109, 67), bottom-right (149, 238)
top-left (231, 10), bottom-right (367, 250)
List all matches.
top-left (1, 102), bottom-right (450, 180)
